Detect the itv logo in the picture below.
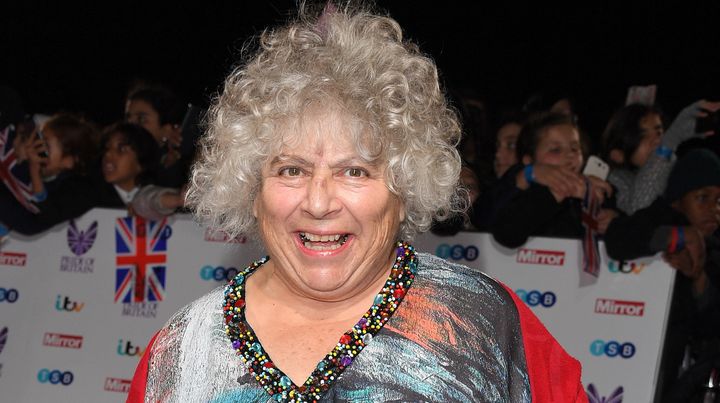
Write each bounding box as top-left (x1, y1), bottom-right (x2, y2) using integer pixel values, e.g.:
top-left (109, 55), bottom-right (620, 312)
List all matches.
top-left (55, 295), bottom-right (84, 312)
top-left (117, 339), bottom-right (145, 357)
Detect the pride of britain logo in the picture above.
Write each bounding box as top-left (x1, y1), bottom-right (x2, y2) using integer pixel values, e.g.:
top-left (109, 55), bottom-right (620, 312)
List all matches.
top-left (114, 217), bottom-right (172, 318)
top-left (59, 220), bottom-right (98, 273)
top-left (586, 384), bottom-right (623, 403)
top-left (435, 244), bottom-right (479, 261)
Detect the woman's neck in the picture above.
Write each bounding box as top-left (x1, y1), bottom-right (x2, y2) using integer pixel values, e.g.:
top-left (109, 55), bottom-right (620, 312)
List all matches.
top-left (246, 260), bottom-right (392, 324)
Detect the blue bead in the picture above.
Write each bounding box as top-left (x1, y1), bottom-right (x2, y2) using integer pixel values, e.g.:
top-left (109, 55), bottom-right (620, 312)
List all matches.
top-left (280, 375), bottom-right (292, 388)
top-left (373, 294), bottom-right (384, 305)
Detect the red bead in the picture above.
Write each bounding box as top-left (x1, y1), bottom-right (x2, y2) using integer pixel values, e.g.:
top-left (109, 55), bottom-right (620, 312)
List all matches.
top-left (264, 361), bottom-right (274, 368)
top-left (393, 288), bottom-right (405, 299)
top-left (339, 334), bottom-right (351, 344)
top-left (234, 298), bottom-right (245, 308)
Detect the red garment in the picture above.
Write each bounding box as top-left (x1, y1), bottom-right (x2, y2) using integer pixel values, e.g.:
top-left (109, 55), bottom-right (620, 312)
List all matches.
top-left (127, 332), bottom-right (157, 403)
top-left (503, 283), bottom-right (588, 403)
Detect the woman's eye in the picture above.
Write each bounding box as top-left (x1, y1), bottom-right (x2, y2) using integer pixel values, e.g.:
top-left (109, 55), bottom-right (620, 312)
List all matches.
top-left (345, 168), bottom-right (367, 177)
top-left (279, 167), bottom-right (302, 176)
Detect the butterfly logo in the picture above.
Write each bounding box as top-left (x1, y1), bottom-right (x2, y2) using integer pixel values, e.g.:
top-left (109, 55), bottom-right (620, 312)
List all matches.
top-left (587, 384), bottom-right (623, 403)
top-left (0, 327), bottom-right (7, 355)
top-left (67, 220), bottom-right (98, 256)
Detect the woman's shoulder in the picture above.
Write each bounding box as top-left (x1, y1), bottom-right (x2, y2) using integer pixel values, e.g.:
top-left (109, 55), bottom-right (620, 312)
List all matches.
top-left (414, 252), bottom-right (518, 310)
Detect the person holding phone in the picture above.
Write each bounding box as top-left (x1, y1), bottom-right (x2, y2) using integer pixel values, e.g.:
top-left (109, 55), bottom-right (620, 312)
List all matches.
top-left (489, 112), bottom-right (619, 249)
top-left (0, 114), bottom-right (98, 235)
top-left (602, 100), bottom-right (720, 215)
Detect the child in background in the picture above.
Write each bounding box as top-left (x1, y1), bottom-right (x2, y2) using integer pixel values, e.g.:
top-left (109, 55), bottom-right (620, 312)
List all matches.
top-left (125, 87), bottom-right (189, 188)
top-left (14, 123), bottom-right (160, 234)
top-left (490, 112), bottom-right (617, 248)
top-left (0, 114), bottom-right (98, 235)
top-left (604, 149), bottom-right (720, 401)
top-left (602, 100), bottom-right (720, 215)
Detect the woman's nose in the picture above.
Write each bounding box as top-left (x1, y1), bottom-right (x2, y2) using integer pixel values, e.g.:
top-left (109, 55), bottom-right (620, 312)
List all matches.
top-left (304, 175), bottom-right (341, 218)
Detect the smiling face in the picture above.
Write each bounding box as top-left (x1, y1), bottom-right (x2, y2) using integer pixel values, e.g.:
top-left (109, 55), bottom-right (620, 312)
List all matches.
top-left (252, 108), bottom-right (405, 301)
top-left (673, 186), bottom-right (720, 236)
top-left (523, 123), bottom-right (583, 173)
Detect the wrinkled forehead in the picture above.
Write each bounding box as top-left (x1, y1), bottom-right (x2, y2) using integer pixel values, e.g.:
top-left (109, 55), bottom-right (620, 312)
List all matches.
top-left (269, 104), bottom-right (380, 162)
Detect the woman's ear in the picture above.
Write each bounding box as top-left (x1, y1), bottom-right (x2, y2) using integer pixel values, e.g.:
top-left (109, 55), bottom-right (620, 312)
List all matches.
top-left (609, 149), bottom-right (624, 165)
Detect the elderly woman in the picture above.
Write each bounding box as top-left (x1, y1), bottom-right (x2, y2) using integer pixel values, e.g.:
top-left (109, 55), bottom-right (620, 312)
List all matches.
top-left (128, 5), bottom-right (585, 402)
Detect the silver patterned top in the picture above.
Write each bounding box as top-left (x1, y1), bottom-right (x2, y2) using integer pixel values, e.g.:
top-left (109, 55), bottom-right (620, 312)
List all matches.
top-left (142, 253), bottom-right (531, 402)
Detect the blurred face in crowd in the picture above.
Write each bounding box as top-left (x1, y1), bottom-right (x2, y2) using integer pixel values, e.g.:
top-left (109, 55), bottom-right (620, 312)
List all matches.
top-left (460, 166), bottom-right (480, 204)
top-left (494, 122), bottom-right (521, 177)
top-left (673, 185), bottom-right (720, 237)
top-left (630, 112), bottom-right (663, 168)
top-left (523, 123), bottom-right (583, 173)
top-left (102, 132), bottom-right (142, 191)
top-left (125, 100), bottom-right (172, 145)
top-left (39, 127), bottom-right (75, 178)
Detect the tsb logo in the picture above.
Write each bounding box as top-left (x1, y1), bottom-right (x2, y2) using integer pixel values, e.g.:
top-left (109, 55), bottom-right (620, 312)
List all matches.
top-left (0, 288), bottom-right (19, 303)
top-left (435, 244), bottom-right (479, 261)
top-left (516, 249), bottom-right (565, 265)
top-left (515, 289), bottom-right (557, 308)
top-left (55, 295), bottom-right (84, 312)
top-left (37, 369), bottom-right (74, 385)
top-left (200, 266), bottom-right (239, 282)
top-left (608, 260), bottom-right (646, 274)
top-left (590, 339), bottom-right (636, 359)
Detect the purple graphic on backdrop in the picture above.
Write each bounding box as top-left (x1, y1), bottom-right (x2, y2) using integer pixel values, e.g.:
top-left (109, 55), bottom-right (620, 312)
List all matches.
top-left (67, 220), bottom-right (98, 256)
top-left (587, 384), bottom-right (623, 403)
top-left (0, 327), bottom-right (7, 355)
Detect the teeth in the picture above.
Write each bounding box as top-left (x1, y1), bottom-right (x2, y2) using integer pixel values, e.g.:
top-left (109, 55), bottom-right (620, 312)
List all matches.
top-left (299, 233), bottom-right (347, 246)
top-left (304, 242), bottom-right (343, 251)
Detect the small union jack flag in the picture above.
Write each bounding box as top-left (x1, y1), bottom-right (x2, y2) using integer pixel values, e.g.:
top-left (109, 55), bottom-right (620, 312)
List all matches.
top-left (0, 125), bottom-right (38, 213)
top-left (114, 216), bottom-right (170, 303)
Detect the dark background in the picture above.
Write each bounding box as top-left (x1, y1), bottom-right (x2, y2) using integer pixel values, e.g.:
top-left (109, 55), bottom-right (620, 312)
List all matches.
top-left (3, 1), bottom-right (720, 137)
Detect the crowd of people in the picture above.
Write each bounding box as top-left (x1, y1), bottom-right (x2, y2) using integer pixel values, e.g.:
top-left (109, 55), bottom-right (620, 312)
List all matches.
top-left (2, 4), bottom-right (720, 402)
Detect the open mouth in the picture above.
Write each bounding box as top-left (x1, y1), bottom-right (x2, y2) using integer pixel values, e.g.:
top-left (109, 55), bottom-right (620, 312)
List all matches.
top-left (299, 232), bottom-right (349, 251)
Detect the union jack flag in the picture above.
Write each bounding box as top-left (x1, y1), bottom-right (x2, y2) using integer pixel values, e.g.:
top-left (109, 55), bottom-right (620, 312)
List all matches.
top-left (0, 125), bottom-right (38, 213)
top-left (114, 216), bottom-right (170, 303)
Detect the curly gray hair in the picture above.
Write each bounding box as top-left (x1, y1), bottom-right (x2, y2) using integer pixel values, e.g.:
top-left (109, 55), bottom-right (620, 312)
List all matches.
top-left (186, 4), bottom-right (464, 240)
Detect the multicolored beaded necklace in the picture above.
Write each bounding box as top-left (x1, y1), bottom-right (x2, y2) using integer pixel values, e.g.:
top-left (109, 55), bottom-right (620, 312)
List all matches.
top-left (223, 241), bottom-right (417, 402)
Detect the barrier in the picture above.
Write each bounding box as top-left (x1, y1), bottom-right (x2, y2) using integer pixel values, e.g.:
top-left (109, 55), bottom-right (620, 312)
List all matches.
top-left (414, 231), bottom-right (675, 402)
top-left (0, 208), bottom-right (674, 402)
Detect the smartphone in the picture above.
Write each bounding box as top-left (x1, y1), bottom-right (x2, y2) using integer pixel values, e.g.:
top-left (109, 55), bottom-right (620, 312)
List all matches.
top-left (696, 110), bottom-right (720, 133)
top-left (583, 155), bottom-right (609, 180)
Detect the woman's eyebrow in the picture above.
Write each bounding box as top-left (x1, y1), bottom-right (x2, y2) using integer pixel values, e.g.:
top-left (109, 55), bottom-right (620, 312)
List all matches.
top-left (269, 155), bottom-right (312, 166)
